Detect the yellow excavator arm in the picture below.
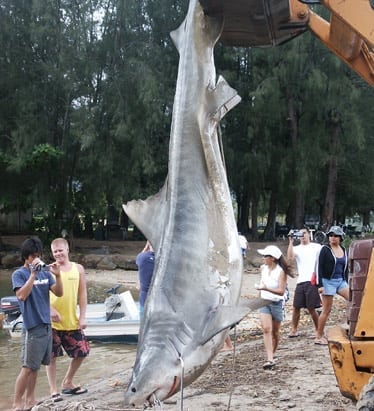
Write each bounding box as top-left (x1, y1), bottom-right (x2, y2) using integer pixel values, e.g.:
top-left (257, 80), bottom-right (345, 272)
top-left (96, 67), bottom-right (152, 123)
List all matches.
top-left (200, 0), bottom-right (374, 86)
top-left (307, 0), bottom-right (374, 86)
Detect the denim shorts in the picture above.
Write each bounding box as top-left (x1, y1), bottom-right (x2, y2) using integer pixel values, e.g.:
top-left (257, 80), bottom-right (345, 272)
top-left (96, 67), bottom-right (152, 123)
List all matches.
top-left (259, 300), bottom-right (284, 322)
top-left (322, 277), bottom-right (349, 296)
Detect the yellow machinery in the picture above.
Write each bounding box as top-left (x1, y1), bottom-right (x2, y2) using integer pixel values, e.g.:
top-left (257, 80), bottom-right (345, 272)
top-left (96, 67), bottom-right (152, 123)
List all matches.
top-left (199, 0), bottom-right (374, 86)
top-left (328, 240), bottom-right (374, 401)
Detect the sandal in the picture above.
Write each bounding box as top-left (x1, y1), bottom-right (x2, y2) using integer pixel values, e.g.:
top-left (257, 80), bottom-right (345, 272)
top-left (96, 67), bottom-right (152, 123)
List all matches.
top-left (314, 337), bottom-right (328, 346)
top-left (263, 361), bottom-right (275, 370)
top-left (51, 393), bottom-right (63, 402)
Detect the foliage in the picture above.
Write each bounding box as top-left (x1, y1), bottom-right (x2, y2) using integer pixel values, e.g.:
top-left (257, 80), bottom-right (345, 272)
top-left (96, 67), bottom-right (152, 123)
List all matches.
top-left (0, 0), bottom-right (372, 239)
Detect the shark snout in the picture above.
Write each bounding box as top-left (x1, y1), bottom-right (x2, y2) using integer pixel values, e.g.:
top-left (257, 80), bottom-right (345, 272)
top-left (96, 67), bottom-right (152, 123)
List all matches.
top-left (124, 374), bottom-right (180, 406)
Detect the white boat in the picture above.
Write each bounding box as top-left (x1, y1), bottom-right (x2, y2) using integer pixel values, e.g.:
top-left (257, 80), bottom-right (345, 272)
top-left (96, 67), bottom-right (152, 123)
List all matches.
top-left (1, 290), bottom-right (140, 344)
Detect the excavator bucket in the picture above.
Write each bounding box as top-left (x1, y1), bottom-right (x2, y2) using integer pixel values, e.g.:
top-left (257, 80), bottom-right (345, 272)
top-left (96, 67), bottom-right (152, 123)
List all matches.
top-left (199, 0), bottom-right (374, 85)
top-left (199, 0), bottom-right (309, 47)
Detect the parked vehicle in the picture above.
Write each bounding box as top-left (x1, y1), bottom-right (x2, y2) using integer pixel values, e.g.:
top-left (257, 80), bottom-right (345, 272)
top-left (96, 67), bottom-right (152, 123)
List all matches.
top-left (0, 285), bottom-right (140, 344)
top-left (327, 239), bottom-right (374, 407)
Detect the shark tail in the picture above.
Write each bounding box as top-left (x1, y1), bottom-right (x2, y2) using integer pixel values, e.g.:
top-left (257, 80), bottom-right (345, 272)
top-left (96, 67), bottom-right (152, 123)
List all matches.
top-left (170, 0), bottom-right (224, 54)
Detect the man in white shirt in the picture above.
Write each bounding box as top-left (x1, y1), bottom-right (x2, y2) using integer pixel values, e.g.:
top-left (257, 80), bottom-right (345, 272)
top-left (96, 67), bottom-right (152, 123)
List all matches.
top-left (287, 228), bottom-right (321, 337)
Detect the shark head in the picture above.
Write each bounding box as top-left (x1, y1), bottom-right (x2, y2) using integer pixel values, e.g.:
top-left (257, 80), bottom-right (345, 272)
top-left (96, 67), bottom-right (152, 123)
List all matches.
top-left (124, 348), bottom-right (182, 406)
top-left (123, 308), bottom-right (227, 407)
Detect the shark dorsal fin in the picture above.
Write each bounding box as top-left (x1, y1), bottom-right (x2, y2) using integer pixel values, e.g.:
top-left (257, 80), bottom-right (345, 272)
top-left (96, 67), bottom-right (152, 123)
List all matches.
top-left (123, 180), bottom-right (168, 251)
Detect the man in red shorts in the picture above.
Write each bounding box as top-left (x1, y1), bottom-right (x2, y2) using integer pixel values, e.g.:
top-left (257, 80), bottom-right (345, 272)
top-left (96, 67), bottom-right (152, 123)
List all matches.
top-left (46, 238), bottom-right (90, 402)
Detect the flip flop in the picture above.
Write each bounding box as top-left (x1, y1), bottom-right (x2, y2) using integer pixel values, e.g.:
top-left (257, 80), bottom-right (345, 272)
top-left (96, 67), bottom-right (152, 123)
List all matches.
top-left (314, 337), bottom-right (328, 346)
top-left (263, 361), bottom-right (275, 370)
top-left (51, 393), bottom-right (63, 402)
top-left (288, 333), bottom-right (300, 338)
top-left (62, 386), bottom-right (88, 395)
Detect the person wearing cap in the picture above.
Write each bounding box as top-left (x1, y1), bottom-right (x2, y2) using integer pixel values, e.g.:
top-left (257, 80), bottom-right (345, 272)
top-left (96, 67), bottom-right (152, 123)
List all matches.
top-left (315, 226), bottom-right (349, 345)
top-left (256, 245), bottom-right (294, 369)
top-left (287, 228), bottom-right (322, 338)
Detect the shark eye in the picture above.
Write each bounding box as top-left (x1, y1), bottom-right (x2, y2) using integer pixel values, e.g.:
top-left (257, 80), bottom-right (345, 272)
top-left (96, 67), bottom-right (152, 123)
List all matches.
top-left (131, 387), bottom-right (136, 393)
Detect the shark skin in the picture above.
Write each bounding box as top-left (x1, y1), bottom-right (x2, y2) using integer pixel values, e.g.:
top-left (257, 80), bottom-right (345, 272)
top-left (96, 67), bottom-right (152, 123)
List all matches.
top-left (123, 0), bottom-right (258, 406)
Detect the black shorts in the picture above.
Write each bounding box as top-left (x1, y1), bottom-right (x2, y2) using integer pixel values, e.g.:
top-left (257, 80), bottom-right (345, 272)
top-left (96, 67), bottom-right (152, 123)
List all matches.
top-left (293, 281), bottom-right (321, 309)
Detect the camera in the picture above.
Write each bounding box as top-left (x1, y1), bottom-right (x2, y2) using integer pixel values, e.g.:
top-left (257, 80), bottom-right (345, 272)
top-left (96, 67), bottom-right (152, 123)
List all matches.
top-left (288, 229), bottom-right (305, 239)
top-left (29, 260), bottom-right (50, 271)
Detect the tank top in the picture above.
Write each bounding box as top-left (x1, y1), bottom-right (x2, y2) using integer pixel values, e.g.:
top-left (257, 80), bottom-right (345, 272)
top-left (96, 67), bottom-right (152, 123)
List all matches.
top-left (50, 262), bottom-right (80, 330)
top-left (332, 255), bottom-right (346, 279)
top-left (260, 264), bottom-right (284, 302)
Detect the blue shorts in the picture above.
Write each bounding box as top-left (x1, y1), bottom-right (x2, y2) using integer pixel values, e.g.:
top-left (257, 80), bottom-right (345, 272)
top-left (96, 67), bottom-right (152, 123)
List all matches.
top-left (322, 277), bottom-right (349, 296)
top-left (21, 324), bottom-right (52, 371)
top-left (259, 300), bottom-right (284, 322)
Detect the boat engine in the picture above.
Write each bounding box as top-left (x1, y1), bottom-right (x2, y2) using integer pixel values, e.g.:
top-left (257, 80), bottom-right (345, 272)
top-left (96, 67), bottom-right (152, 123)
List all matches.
top-left (0, 296), bottom-right (21, 323)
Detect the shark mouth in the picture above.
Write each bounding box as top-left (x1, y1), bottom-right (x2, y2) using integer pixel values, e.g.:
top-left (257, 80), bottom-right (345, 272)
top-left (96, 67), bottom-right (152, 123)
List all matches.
top-left (145, 376), bottom-right (180, 407)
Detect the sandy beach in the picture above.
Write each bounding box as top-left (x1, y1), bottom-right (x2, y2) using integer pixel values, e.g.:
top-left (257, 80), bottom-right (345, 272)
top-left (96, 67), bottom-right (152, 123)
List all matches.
top-left (0, 237), bottom-right (356, 410)
top-left (32, 268), bottom-right (354, 411)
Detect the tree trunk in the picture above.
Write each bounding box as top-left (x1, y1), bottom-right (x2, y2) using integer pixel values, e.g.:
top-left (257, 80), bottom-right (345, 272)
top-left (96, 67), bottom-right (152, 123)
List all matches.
top-left (250, 192), bottom-right (260, 241)
top-left (295, 192), bottom-right (305, 228)
top-left (321, 119), bottom-right (341, 227)
top-left (286, 92), bottom-right (305, 228)
top-left (264, 190), bottom-right (278, 241)
top-left (237, 190), bottom-right (250, 235)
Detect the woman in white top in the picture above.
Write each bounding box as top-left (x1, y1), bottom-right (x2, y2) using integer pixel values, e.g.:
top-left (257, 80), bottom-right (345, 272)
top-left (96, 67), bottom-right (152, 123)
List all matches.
top-left (256, 245), bottom-right (294, 369)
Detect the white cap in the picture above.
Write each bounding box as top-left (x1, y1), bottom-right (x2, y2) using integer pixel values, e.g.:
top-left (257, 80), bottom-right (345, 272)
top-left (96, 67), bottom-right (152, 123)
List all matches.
top-left (257, 245), bottom-right (282, 259)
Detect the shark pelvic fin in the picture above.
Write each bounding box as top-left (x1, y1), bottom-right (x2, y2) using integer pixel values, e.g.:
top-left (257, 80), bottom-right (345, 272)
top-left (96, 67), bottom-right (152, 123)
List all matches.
top-left (199, 298), bottom-right (271, 345)
top-left (208, 75), bottom-right (241, 122)
top-left (123, 181), bottom-right (168, 251)
top-left (170, 23), bottom-right (184, 54)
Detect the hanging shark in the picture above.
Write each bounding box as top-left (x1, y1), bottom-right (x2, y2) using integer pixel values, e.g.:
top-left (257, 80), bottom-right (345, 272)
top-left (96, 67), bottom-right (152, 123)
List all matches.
top-left (123, 0), bottom-right (262, 406)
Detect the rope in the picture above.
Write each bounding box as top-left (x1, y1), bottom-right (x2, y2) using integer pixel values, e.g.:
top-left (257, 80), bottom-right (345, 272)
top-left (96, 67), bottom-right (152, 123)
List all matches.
top-left (32, 399), bottom-right (95, 410)
top-left (226, 326), bottom-right (238, 411)
top-left (178, 355), bottom-right (185, 411)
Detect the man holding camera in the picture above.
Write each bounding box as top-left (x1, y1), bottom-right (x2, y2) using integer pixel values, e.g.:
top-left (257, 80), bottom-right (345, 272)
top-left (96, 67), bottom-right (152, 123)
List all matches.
top-left (12, 236), bottom-right (63, 411)
top-left (287, 228), bottom-right (321, 338)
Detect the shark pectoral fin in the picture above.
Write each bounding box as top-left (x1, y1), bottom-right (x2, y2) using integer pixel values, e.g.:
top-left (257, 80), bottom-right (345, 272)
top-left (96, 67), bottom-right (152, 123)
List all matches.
top-left (209, 75), bottom-right (241, 122)
top-left (199, 298), bottom-right (272, 345)
top-left (240, 297), bottom-right (273, 311)
top-left (123, 180), bottom-right (168, 251)
top-left (199, 305), bottom-right (248, 345)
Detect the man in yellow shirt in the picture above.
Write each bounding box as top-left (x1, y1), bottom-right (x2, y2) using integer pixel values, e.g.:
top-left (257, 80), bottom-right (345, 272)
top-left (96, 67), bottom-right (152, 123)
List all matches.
top-left (46, 238), bottom-right (90, 401)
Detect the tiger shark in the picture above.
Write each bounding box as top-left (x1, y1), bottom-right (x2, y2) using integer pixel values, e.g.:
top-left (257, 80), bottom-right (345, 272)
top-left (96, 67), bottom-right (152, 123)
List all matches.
top-left (123, 0), bottom-right (262, 406)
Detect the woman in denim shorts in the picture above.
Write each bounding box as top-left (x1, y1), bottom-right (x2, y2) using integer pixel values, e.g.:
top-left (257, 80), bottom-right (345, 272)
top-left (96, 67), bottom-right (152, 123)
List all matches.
top-left (256, 245), bottom-right (294, 370)
top-left (315, 226), bottom-right (349, 345)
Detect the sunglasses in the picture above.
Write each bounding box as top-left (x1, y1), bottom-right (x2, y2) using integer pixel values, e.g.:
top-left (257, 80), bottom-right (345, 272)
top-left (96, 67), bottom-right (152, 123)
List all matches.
top-left (328, 234), bottom-right (341, 237)
top-left (263, 255), bottom-right (272, 258)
